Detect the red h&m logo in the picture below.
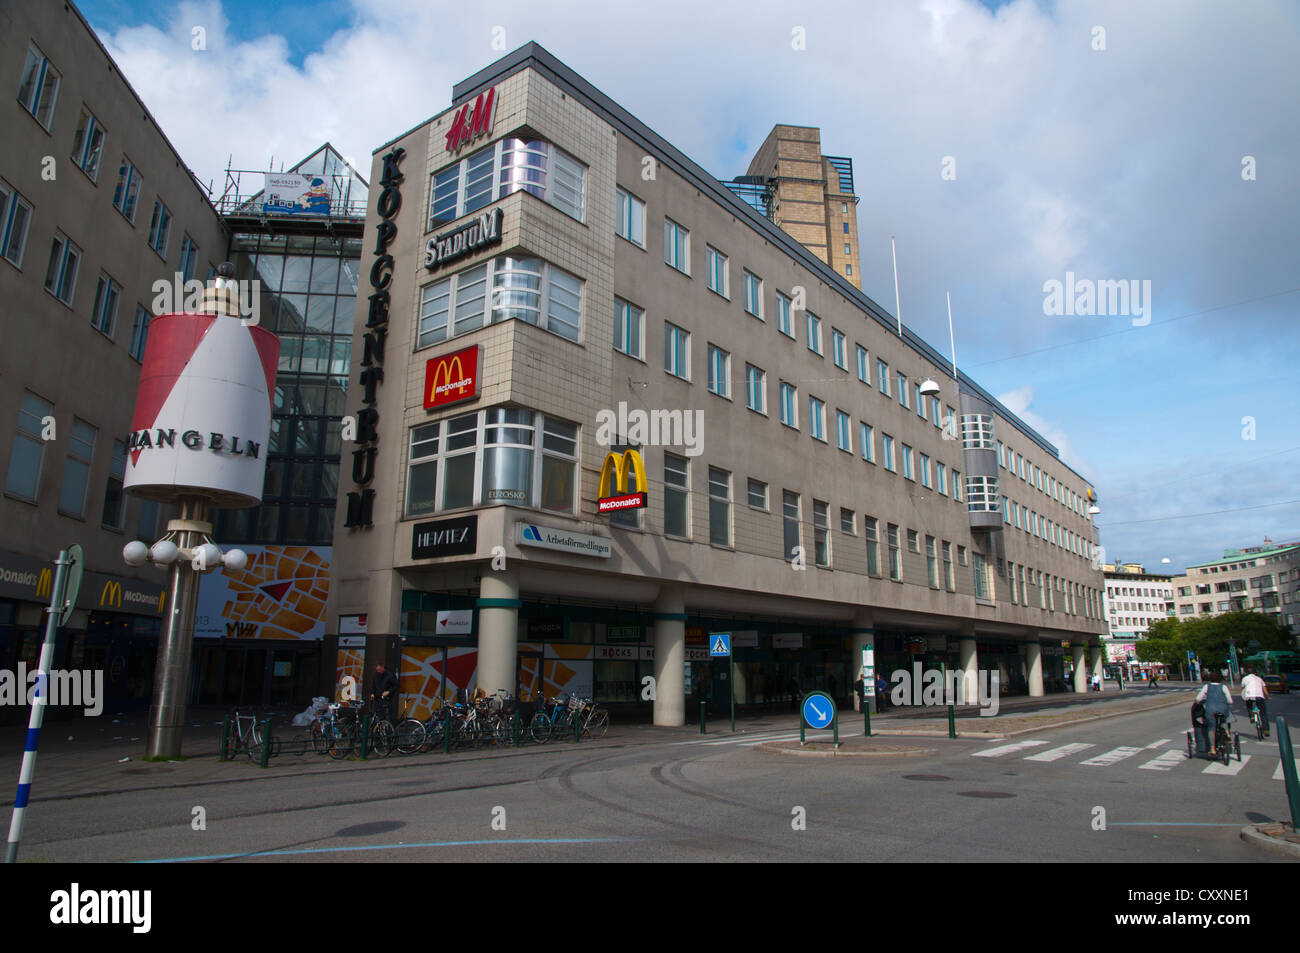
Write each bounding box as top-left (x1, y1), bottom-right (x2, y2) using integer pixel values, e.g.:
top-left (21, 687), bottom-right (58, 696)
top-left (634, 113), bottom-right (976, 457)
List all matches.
top-left (445, 88), bottom-right (497, 154)
top-left (424, 345), bottom-right (481, 410)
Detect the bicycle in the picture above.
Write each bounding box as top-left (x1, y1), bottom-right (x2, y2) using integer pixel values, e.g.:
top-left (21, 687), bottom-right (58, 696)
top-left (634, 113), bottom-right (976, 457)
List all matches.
top-left (574, 696), bottom-right (609, 738)
top-left (228, 709), bottom-right (272, 763)
top-left (529, 692), bottom-right (573, 744)
top-left (1245, 699), bottom-right (1268, 741)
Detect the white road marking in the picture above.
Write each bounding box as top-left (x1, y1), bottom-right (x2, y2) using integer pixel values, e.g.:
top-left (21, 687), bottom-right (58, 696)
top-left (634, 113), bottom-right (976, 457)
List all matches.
top-left (669, 730), bottom-right (797, 747)
top-left (1080, 746), bottom-right (1144, 767)
top-left (1138, 750), bottom-right (1186, 771)
top-left (1025, 743), bottom-right (1095, 762)
top-left (1144, 738), bottom-right (1171, 749)
top-left (972, 740), bottom-right (1049, 758)
top-left (1273, 760), bottom-right (1284, 781)
top-left (1203, 755), bottom-right (1250, 776)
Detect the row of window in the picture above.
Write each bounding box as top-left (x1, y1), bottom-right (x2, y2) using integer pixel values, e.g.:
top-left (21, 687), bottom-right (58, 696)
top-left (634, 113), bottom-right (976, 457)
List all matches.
top-left (429, 137), bottom-right (585, 230)
top-left (3, 391), bottom-right (156, 537)
top-left (996, 437), bottom-right (1089, 520)
top-left (1000, 493), bottom-right (1093, 563)
top-left (416, 254), bottom-right (582, 347)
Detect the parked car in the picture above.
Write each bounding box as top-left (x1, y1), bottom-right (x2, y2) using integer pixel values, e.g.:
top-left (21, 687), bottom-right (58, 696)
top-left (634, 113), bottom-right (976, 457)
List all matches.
top-left (1262, 673), bottom-right (1288, 694)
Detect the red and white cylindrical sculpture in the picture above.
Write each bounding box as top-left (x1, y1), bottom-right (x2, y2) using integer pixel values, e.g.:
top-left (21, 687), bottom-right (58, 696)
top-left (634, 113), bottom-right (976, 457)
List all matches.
top-left (125, 312), bottom-right (279, 507)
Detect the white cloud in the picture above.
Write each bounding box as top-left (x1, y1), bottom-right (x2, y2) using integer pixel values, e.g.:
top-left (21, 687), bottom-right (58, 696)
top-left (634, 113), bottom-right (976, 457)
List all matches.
top-left (996, 384), bottom-right (1094, 481)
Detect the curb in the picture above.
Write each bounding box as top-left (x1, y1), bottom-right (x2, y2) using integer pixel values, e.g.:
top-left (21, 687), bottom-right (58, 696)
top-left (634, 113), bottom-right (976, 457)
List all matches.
top-left (1239, 825), bottom-right (1300, 860)
top-left (756, 741), bottom-right (938, 759)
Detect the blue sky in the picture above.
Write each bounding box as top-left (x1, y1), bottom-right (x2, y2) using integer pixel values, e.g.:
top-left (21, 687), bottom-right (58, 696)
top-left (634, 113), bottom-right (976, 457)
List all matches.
top-left (73, 0), bottom-right (1300, 573)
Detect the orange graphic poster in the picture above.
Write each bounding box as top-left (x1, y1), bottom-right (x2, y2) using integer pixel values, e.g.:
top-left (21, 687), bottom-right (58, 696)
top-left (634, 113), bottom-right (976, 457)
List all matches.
top-left (398, 646), bottom-right (478, 720)
top-left (195, 545), bottom-right (331, 639)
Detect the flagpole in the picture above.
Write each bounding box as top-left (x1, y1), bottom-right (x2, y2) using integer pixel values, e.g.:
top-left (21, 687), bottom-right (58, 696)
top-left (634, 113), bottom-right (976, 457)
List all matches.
top-left (891, 236), bottom-right (902, 338)
top-left (947, 291), bottom-right (957, 393)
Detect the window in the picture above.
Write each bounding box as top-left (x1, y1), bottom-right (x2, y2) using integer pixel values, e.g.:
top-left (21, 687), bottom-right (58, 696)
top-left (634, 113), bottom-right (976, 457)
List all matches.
top-left (1009, 564), bottom-right (1018, 603)
top-left (665, 322), bottom-right (690, 379)
top-left (178, 235), bottom-right (198, 282)
top-left (845, 242), bottom-right (852, 255)
top-left (147, 200), bottom-right (172, 257)
top-left (430, 138), bottom-right (586, 227)
top-left (0, 179), bottom-right (33, 267)
top-left (403, 408), bottom-right (578, 515)
top-left (707, 345), bottom-right (730, 398)
top-left (877, 360), bottom-right (890, 396)
top-left (1019, 565), bottom-right (1028, 605)
top-left (782, 490), bottom-right (800, 561)
top-left (860, 422), bottom-right (874, 462)
top-left (898, 373), bottom-right (909, 408)
top-left (779, 382), bottom-right (798, 429)
top-left (777, 290), bottom-right (794, 337)
top-left (709, 467), bottom-right (731, 546)
top-left (840, 508), bottom-right (855, 534)
top-left (813, 500), bottom-right (830, 567)
top-left (58, 419), bottom-right (96, 517)
top-left (614, 298), bottom-right (644, 359)
top-left (926, 535), bottom-right (938, 587)
top-left (887, 523), bottom-right (902, 580)
top-left (17, 44), bottom-right (60, 130)
top-left (931, 397), bottom-right (941, 428)
top-left (664, 218), bottom-right (690, 273)
top-left (128, 305), bottom-right (150, 361)
top-left (836, 410), bottom-right (851, 452)
top-left (664, 453), bottom-right (689, 538)
top-left (856, 345), bottom-right (870, 383)
top-left (997, 440), bottom-right (1005, 468)
top-left (958, 545), bottom-right (968, 566)
top-left (832, 329), bottom-right (847, 369)
top-left (974, 553), bottom-right (990, 601)
top-left (809, 397), bottom-right (826, 441)
top-left (901, 443), bottom-right (914, 480)
top-left (71, 108), bottom-right (106, 180)
top-left (919, 452), bottom-right (931, 488)
top-left (936, 462), bottom-right (947, 496)
top-left (100, 440), bottom-right (127, 528)
top-left (906, 528), bottom-right (920, 554)
top-left (615, 187), bottom-right (645, 246)
top-left (6, 392), bottom-right (52, 500)
top-left (882, 434), bottom-right (895, 472)
top-left (865, 518), bottom-right (881, 576)
top-left (961, 413), bottom-right (996, 450)
top-left (966, 475), bottom-right (1000, 513)
top-left (91, 274), bottom-right (121, 337)
top-left (417, 255), bottom-right (584, 346)
top-left (43, 232), bottom-right (81, 304)
top-left (744, 270), bottom-right (763, 318)
top-left (705, 246), bottom-right (728, 297)
top-left (953, 469), bottom-right (963, 501)
top-left (943, 541), bottom-right (955, 591)
top-left (806, 312), bottom-right (822, 354)
top-left (745, 364), bottom-right (766, 414)
top-left (112, 158), bottom-right (142, 222)
top-left (748, 478), bottom-right (768, 510)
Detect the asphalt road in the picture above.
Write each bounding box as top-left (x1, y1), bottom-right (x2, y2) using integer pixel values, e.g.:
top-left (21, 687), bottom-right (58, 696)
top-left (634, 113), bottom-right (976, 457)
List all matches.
top-left (15, 692), bottom-right (1299, 863)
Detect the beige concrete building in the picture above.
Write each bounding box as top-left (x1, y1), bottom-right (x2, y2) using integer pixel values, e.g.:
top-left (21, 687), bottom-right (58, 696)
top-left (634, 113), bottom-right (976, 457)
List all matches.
top-left (1101, 563), bottom-right (1175, 663)
top-left (1170, 541), bottom-right (1300, 640)
top-left (0, 1), bottom-right (228, 719)
top-left (327, 44), bottom-right (1107, 724)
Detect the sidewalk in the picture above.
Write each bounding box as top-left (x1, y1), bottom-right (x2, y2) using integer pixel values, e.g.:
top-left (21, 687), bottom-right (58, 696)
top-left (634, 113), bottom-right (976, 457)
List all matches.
top-left (0, 685), bottom-right (1193, 803)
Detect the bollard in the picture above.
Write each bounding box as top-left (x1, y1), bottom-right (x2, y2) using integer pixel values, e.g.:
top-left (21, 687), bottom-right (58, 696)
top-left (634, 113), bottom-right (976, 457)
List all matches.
top-left (864, 698), bottom-right (872, 738)
top-left (514, 711), bottom-right (520, 748)
top-left (359, 714), bottom-right (370, 761)
top-left (444, 712), bottom-right (452, 755)
top-left (948, 702), bottom-right (957, 739)
top-left (700, 698), bottom-right (707, 734)
top-left (259, 718), bottom-right (273, 769)
top-left (1278, 716), bottom-right (1300, 831)
top-left (219, 715), bottom-right (231, 762)
top-left (573, 707), bottom-right (581, 743)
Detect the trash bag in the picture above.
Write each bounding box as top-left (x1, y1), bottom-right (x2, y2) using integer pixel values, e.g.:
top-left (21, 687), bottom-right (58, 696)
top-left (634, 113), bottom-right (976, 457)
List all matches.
top-left (291, 705), bottom-right (317, 727)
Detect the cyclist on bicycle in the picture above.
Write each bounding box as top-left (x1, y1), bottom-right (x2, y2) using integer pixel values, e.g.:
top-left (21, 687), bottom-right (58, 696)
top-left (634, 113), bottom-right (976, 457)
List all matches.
top-left (1240, 666), bottom-right (1270, 738)
top-left (370, 662), bottom-right (398, 723)
top-left (1195, 672), bottom-right (1232, 756)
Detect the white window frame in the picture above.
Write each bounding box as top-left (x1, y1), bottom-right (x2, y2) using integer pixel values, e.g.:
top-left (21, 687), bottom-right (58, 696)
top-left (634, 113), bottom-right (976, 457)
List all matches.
top-left (147, 199), bottom-right (172, 258)
top-left (43, 231), bottom-right (81, 305)
top-left (664, 218), bottom-right (690, 274)
top-left (112, 157), bottom-right (142, 223)
top-left (707, 344), bottom-right (731, 398)
top-left (91, 274), bottom-right (121, 337)
top-left (705, 245), bottom-right (729, 298)
top-left (743, 270), bottom-right (763, 319)
top-left (832, 329), bottom-right (847, 369)
top-left (615, 186), bottom-right (645, 247)
top-left (429, 137), bottom-right (587, 229)
top-left (779, 381), bottom-right (798, 429)
top-left (17, 44), bottom-right (60, 130)
top-left (745, 364), bottom-right (766, 415)
top-left (613, 297), bottom-right (644, 360)
top-left (0, 179), bottom-right (33, 268)
top-left (71, 107), bottom-right (106, 181)
top-left (808, 396), bottom-right (826, 442)
top-left (777, 290), bottom-right (794, 337)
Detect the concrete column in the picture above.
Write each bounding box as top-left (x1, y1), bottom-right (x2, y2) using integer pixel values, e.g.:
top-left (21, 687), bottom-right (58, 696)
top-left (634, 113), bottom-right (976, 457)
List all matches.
top-left (653, 586), bottom-right (686, 727)
top-left (733, 662), bottom-right (748, 705)
top-left (1090, 645), bottom-right (1105, 689)
top-left (1025, 641), bottom-right (1044, 697)
top-left (959, 634), bottom-right (979, 706)
top-left (849, 610), bottom-right (874, 712)
top-left (1071, 643), bottom-right (1087, 693)
top-left (477, 569), bottom-right (520, 696)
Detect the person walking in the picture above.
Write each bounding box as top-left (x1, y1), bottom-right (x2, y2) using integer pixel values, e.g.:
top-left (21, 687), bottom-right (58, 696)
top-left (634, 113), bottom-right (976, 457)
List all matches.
top-left (875, 673), bottom-right (889, 713)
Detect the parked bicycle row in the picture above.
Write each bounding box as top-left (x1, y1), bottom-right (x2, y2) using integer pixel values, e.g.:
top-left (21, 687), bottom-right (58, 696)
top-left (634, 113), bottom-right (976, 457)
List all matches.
top-left (222, 689), bottom-right (610, 764)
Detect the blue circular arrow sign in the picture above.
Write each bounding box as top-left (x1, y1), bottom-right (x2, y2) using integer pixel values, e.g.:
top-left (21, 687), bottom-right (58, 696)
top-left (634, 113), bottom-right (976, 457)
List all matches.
top-left (802, 692), bottom-right (835, 730)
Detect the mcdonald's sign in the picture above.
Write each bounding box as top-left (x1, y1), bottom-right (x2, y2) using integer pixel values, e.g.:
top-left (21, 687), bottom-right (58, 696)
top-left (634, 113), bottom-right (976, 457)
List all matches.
top-left (597, 449), bottom-right (648, 514)
top-left (424, 345), bottom-right (480, 410)
top-left (35, 568), bottom-right (52, 599)
top-left (100, 580), bottom-right (123, 608)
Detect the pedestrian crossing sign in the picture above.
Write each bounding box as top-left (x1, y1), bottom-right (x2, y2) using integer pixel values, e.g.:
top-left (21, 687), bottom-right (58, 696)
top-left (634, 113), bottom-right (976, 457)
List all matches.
top-left (710, 633), bottom-right (731, 657)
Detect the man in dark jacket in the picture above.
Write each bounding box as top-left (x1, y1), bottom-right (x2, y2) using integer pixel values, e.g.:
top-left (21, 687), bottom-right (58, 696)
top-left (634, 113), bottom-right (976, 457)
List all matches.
top-left (370, 662), bottom-right (398, 723)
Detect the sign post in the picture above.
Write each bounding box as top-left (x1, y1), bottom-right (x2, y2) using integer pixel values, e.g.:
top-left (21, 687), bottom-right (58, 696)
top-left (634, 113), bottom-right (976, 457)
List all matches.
top-left (710, 633), bottom-right (733, 733)
top-left (800, 691), bottom-right (838, 748)
top-left (5, 547), bottom-right (77, 863)
top-left (861, 644), bottom-right (874, 737)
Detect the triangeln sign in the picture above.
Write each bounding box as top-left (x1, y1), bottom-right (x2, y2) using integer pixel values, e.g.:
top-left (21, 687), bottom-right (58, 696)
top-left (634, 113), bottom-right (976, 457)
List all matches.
top-left (596, 449), bottom-right (647, 514)
top-left (424, 345), bottom-right (481, 410)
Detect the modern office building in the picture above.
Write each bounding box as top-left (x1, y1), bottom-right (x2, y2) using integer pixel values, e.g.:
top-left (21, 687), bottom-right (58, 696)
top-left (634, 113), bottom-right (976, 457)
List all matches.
top-left (326, 43), bottom-right (1108, 725)
top-left (1101, 563), bottom-right (1174, 663)
top-left (1170, 541), bottom-right (1300, 640)
top-left (0, 1), bottom-right (229, 720)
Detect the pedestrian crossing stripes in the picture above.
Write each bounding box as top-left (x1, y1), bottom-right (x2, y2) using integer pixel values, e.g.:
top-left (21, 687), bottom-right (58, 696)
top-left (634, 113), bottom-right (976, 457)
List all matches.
top-left (1080, 746), bottom-right (1144, 766)
top-left (972, 740), bottom-right (1048, 758)
top-left (1138, 750), bottom-right (1185, 771)
top-left (1203, 754), bottom-right (1250, 776)
top-left (1025, 743), bottom-right (1094, 762)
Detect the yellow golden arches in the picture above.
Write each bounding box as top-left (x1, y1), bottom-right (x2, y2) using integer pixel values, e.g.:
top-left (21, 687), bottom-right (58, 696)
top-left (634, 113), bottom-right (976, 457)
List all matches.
top-left (597, 449), bottom-right (647, 499)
